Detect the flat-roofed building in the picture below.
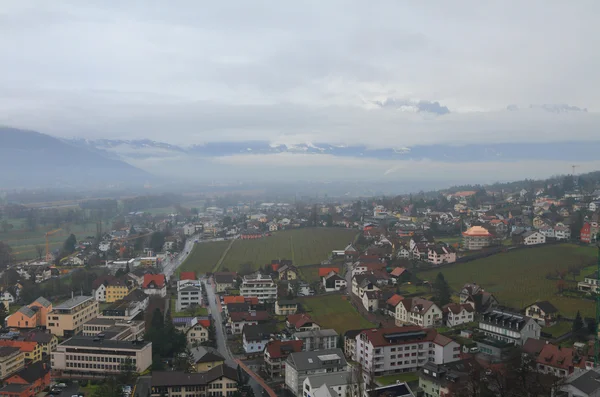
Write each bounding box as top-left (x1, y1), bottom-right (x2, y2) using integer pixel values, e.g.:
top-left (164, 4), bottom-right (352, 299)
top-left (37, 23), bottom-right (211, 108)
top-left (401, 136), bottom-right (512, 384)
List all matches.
top-left (82, 317), bottom-right (145, 341)
top-left (0, 346), bottom-right (25, 379)
top-left (51, 336), bottom-right (152, 379)
top-left (46, 296), bottom-right (99, 337)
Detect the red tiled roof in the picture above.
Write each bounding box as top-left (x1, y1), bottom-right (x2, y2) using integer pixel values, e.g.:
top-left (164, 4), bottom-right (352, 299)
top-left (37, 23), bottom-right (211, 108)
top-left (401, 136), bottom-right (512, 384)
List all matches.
top-left (142, 274), bottom-right (166, 289)
top-left (536, 344), bottom-right (586, 371)
top-left (229, 311), bottom-right (269, 322)
top-left (271, 264), bottom-right (280, 272)
top-left (264, 340), bottom-right (303, 359)
top-left (462, 226), bottom-right (492, 237)
top-left (179, 272), bottom-right (196, 281)
top-left (386, 294), bottom-right (404, 307)
top-left (223, 296), bottom-right (259, 305)
top-left (287, 314), bottom-right (314, 329)
top-left (198, 319), bottom-right (211, 328)
top-left (390, 267), bottom-right (407, 277)
top-left (0, 340), bottom-right (36, 352)
top-left (443, 303), bottom-right (475, 315)
top-left (318, 267), bottom-right (339, 277)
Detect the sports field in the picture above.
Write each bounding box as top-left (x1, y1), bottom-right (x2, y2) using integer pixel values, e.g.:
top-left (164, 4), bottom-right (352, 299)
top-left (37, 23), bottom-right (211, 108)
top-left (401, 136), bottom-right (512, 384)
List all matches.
top-left (418, 244), bottom-right (597, 317)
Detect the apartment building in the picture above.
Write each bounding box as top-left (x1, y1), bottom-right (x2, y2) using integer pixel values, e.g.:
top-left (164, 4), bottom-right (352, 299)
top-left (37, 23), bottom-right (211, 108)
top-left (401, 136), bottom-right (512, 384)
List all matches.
top-left (51, 336), bottom-right (152, 378)
top-left (92, 276), bottom-right (130, 303)
top-left (46, 296), bottom-right (99, 337)
top-left (176, 285), bottom-right (202, 312)
top-left (228, 311), bottom-right (270, 335)
top-left (20, 331), bottom-right (58, 356)
top-left (353, 327), bottom-right (460, 379)
top-left (0, 347), bottom-right (25, 379)
top-left (264, 340), bottom-right (303, 379)
top-left (462, 226), bottom-right (493, 250)
top-left (101, 289), bottom-right (149, 321)
top-left (442, 303), bottom-right (475, 328)
top-left (150, 365), bottom-right (238, 397)
top-left (214, 273), bottom-right (236, 293)
top-left (240, 273), bottom-right (277, 303)
top-left (142, 274), bottom-right (167, 297)
top-left (478, 309), bottom-right (541, 345)
top-left (0, 361), bottom-right (51, 397)
top-left (0, 340), bottom-right (42, 364)
top-left (302, 372), bottom-right (359, 397)
top-left (285, 349), bottom-right (348, 396)
top-left (82, 317), bottom-right (145, 341)
top-left (293, 329), bottom-right (338, 352)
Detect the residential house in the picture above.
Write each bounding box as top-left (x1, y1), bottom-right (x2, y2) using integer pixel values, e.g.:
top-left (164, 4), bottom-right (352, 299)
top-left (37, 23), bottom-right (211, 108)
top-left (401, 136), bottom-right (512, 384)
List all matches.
top-left (524, 301), bottom-right (559, 326)
top-left (536, 343), bottom-right (591, 378)
top-left (228, 311), bottom-right (270, 335)
top-left (6, 297), bottom-right (52, 330)
top-left (150, 365), bottom-right (238, 397)
top-left (396, 247), bottom-right (411, 260)
top-left (354, 327), bottom-right (461, 379)
top-left (389, 267), bottom-right (410, 282)
top-left (275, 300), bottom-right (298, 316)
top-left (46, 295), bottom-right (99, 337)
top-left (142, 274), bottom-right (167, 297)
top-left (462, 226), bottom-right (494, 250)
top-left (394, 298), bottom-right (442, 328)
top-left (555, 226), bottom-right (572, 240)
top-left (0, 292), bottom-right (15, 304)
top-left (294, 329), bottom-right (338, 352)
top-left (351, 273), bottom-right (380, 298)
top-left (418, 359), bottom-right (479, 397)
top-left (427, 245), bottom-right (457, 265)
top-left (264, 340), bottom-right (303, 379)
top-left (240, 273), bottom-right (277, 303)
top-left (242, 324), bottom-right (273, 354)
top-left (442, 303), bottom-right (475, 328)
top-left (21, 330), bottom-right (58, 356)
top-left (539, 226), bottom-right (555, 239)
top-left (51, 336), bottom-right (152, 378)
top-left (558, 368), bottom-right (600, 397)
top-left (285, 349), bottom-right (348, 396)
top-left (190, 346), bottom-right (225, 372)
top-left (214, 273), bottom-right (236, 293)
top-left (520, 231), bottom-right (546, 246)
top-left (322, 272), bottom-right (347, 292)
top-left (319, 268), bottom-right (341, 279)
top-left (287, 314), bottom-right (320, 332)
top-left (459, 283), bottom-right (499, 313)
top-left (171, 317), bottom-right (211, 345)
top-left (0, 361), bottom-right (51, 397)
top-left (578, 272), bottom-right (600, 294)
top-left (589, 202), bottom-right (600, 212)
top-left (478, 309), bottom-right (541, 345)
top-left (102, 289), bottom-right (149, 320)
top-left (302, 372), bottom-right (358, 397)
top-left (278, 265), bottom-right (299, 281)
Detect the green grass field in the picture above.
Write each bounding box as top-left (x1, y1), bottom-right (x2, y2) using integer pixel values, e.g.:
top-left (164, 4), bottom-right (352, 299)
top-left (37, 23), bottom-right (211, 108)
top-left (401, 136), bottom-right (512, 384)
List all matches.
top-left (179, 228), bottom-right (357, 275)
top-left (298, 294), bottom-right (375, 335)
top-left (170, 299), bottom-right (208, 317)
top-left (418, 244), bottom-right (597, 317)
top-left (1, 220), bottom-right (109, 260)
top-left (376, 373), bottom-right (419, 385)
top-left (220, 228), bottom-right (356, 271)
top-left (543, 321), bottom-right (572, 338)
top-left (177, 240), bottom-right (231, 275)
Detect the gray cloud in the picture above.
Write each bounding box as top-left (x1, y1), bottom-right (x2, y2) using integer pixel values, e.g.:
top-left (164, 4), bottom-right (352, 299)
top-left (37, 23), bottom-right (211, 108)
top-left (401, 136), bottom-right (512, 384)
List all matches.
top-left (0, 0), bottom-right (598, 149)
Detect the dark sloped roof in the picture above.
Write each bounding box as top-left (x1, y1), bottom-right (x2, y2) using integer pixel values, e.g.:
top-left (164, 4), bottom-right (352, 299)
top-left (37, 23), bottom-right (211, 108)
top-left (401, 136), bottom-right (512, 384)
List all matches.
top-left (529, 300), bottom-right (558, 314)
top-left (13, 361), bottom-right (50, 383)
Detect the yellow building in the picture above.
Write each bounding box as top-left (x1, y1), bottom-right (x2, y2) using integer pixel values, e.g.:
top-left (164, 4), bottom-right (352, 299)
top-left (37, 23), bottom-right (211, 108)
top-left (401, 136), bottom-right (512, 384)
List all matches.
top-left (106, 280), bottom-right (130, 303)
top-left (275, 300), bottom-right (298, 316)
top-left (24, 332), bottom-right (59, 355)
top-left (0, 346), bottom-right (25, 379)
top-left (190, 346), bottom-right (225, 372)
top-left (47, 295), bottom-right (99, 337)
top-left (0, 340), bottom-right (43, 363)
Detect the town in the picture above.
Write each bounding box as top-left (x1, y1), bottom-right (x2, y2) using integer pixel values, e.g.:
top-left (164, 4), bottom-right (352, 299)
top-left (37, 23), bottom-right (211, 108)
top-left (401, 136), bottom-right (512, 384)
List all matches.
top-left (0, 172), bottom-right (599, 397)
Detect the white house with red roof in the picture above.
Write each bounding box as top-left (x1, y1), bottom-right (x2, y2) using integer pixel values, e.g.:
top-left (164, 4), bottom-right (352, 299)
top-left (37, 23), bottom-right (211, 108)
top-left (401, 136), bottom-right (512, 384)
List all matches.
top-left (442, 303), bottom-right (475, 327)
top-left (142, 274), bottom-right (166, 297)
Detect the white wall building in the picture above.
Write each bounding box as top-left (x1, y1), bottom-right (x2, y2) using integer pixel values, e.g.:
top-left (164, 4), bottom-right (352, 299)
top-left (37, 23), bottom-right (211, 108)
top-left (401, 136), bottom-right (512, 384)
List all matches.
top-left (240, 273), bottom-right (277, 303)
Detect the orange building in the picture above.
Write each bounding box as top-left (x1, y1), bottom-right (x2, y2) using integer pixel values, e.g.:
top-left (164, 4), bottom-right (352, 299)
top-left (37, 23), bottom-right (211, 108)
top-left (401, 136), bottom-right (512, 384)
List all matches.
top-left (6, 297), bottom-right (52, 330)
top-left (0, 362), bottom-right (51, 397)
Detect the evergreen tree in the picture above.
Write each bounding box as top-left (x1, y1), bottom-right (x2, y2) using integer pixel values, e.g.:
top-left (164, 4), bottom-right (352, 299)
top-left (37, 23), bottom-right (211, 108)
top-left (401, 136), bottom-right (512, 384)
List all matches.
top-left (63, 233), bottom-right (77, 254)
top-left (573, 311), bottom-right (583, 333)
top-left (0, 303), bottom-right (7, 326)
top-left (434, 272), bottom-right (451, 306)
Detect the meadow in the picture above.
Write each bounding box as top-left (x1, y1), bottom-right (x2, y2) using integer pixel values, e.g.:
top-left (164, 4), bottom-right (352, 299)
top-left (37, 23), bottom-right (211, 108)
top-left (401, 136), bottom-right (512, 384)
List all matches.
top-left (298, 294), bottom-right (375, 335)
top-left (220, 228), bottom-right (356, 271)
top-left (418, 244), bottom-right (598, 317)
top-left (177, 240), bottom-right (231, 275)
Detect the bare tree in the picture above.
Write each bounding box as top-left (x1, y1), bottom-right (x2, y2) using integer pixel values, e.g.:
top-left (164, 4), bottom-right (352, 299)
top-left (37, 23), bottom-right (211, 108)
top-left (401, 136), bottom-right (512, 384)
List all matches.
top-left (35, 245), bottom-right (44, 260)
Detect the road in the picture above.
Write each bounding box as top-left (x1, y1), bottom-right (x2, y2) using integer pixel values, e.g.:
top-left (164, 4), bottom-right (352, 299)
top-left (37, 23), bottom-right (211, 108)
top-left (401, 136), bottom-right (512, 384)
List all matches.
top-left (162, 235), bottom-right (234, 278)
top-left (203, 278), bottom-right (267, 397)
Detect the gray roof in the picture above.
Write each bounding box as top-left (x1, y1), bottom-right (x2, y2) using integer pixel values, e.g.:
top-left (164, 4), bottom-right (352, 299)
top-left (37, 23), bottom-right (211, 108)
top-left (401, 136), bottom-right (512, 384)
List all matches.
top-left (0, 346), bottom-right (20, 357)
top-left (287, 348), bottom-right (347, 372)
top-left (85, 317), bottom-right (118, 326)
top-left (312, 385), bottom-right (337, 397)
top-left (565, 368), bottom-right (600, 395)
top-left (60, 336), bottom-right (150, 350)
top-left (179, 286), bottom-right (201, 292)
top-left (151, 365), bottom-right (237, 387)
top-left (190, 346), bottom-right (225, 364)
top-left (17, 305), bottom-right (36, 318)
top-left (55, 295), bottom-right (93, 310)
top-left (305, 371), bottom-right (353, 388)
top-left (294, 329), bottom-right (339, 339)
top-left (34, 296), bottom-right (52, 307)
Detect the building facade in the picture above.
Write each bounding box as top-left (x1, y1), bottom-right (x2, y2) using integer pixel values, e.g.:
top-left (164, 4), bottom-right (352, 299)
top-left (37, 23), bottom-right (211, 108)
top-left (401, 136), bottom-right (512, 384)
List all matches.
top-left (46, 296), bottom-right (99, 337)
top-left (240, 274), bottom-right (277, 303)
